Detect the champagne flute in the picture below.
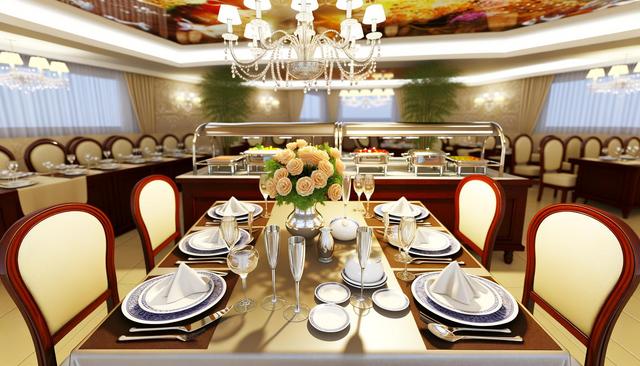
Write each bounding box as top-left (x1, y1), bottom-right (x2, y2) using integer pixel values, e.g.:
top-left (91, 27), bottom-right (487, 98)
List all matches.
top-left (66, 153), bottom-right (76, 165)
top-left (7, 161), bottom-right (18, 182)
top-left (363, 174), bottom-right (375, 218)
top-left (350, 227), bottom-right (373, 310)
top-left (227, 246), bottom-right (259, 313)
top-left (352, 174), bottom-right (364, 213)
top-left (396, 216), bottom-right (417, 281)
top-left (103, 150), bottom-right (111, 159)
top-left (259, 174), bottom-right (271, 218)
top-left (261, 225), bottom-right (286, 310)
top-left (220, 216), bottom-right (239, 250)
top-left (284, 236), bottom-right (309, 322)
top-left (341, 174), bottom-right (352, 218)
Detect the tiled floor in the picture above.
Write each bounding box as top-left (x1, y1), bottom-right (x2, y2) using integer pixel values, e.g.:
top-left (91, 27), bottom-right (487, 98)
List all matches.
top-left (1, 187), bottom-right (639, 366)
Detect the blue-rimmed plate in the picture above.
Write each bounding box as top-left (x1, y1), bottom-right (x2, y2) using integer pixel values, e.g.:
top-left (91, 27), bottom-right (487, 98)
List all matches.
top-left (122, 271), bottom-right (226, 325)
top-left (138, 273), bottom-right (215, 314)
top-left (207, 203), bottom-right (263, 222)
top-left (178, 229), bottom-right (251, 257)
top-left (387, 227), bottom-right (461, 258)
top-left (374, 202), bottom-right (430, 222)
top-left (411, 272), bottom-right (518, 327)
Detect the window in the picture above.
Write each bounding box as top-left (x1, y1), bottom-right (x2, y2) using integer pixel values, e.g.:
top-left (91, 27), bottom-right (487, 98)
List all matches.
top-left (536, 70), bottom-right (640, 134)
top-left (298, 91), bottom-right (327, 122)
top-left (0, 63), bottom-right (138, 137)
top-left (338, 90), bottom-right (398, 122)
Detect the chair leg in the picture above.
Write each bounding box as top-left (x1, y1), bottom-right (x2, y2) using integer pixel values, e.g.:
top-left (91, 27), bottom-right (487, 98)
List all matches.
top-left (537, 183), bottom-right (544, 202)
top-left (561, 189), bottom-right (568, 203)
top-left (553, 189), bottom-right (558, 198)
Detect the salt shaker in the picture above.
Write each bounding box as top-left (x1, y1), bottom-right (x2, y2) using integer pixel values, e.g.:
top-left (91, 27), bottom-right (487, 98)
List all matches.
top-left (317, 227), bottom-right (334, 263)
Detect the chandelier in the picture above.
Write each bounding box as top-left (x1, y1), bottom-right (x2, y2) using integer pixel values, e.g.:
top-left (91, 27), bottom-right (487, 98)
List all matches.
top-left (0, 52), bottom-right (70, 93)
top-left (586, 63), bottom-right (640, 94)
top-left (217, 0), bottom-right (386, 93)
top-left (339, 88), bottom-right (394, 108)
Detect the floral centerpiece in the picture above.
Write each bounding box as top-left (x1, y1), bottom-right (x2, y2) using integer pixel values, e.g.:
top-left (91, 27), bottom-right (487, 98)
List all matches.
top-left (263, 139), bottom-right (344, 238)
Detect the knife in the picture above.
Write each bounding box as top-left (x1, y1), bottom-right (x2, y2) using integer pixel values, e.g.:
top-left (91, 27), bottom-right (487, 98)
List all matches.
top-left (129, 306), bottom-right (233, 333)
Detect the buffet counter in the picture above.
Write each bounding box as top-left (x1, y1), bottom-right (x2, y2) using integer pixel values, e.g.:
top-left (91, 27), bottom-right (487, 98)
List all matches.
top-left (176, 163), bottom-right (531, 264)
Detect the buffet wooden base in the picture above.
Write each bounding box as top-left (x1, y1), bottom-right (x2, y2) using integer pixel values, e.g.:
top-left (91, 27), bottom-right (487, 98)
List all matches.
top-left (177, 170), bottom-right (531, 264)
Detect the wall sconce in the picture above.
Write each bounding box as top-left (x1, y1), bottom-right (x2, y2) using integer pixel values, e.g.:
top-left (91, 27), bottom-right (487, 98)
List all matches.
top-left (474, 91), bottom-right (506, 111)
top-left (174, 91), bottom-right (201, 112)
top-left (259, 95), bottom-right (280, 113)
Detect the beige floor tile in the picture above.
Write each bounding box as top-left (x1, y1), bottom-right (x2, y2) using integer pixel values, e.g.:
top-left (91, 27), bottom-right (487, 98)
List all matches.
top-left (0, 282), bottom-right (17, 319)
top-left (16, 353), bottom-right (36, 366)
top-left (609, 312), bottom-right (640, 359)
top-left (606, 340), bottom-right (640, 366)
top-left (0, 309), bottom-right (36, 366)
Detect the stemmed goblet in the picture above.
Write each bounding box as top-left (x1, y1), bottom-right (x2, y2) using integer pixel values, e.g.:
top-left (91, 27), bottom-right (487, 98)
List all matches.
top-left (227, 246), bottom-right (259, 313)
top-left (261, 225), bottom-right (286, 310)
top-left (258, 174), bottom-right (271, 218)
top-left (363, 174), bottom-right (375, 218)
top-left (284, 236), bottom-right (309, 322)
top-left (350, 227), bottom-right (373, 310)
top-left (396, 216), bottom-right (417, 282)
top-left (352, 174), bottom-right (364, 212)
top-left (7, 161), bottom-right (19, 182)
top-left (341, 174), bottom-right (352, 218)
top-left (66, 153), bottom-right (76, 166)
top-left (220, 216), bottom-right (239, 250)
top-left (103, 150), bottom-right (111, 159)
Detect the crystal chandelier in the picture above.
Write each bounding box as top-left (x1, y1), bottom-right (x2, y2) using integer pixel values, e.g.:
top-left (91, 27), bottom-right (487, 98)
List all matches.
top-left (586, 63), bottom-right (640, 94)
top-left (0, 52), bottom-right (70, 93)
top-left (217, 0), bottom-right (386, 93)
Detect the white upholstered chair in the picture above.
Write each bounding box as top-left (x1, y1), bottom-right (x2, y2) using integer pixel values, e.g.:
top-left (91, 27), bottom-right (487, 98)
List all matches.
top-left (105, 136), bottom-right (134, 159)
top-left (523, 204), bottom-right (640, 366)
top-left (161, 134), bottom-right (179, 151)
top-left (604, 136), bottom-right (624, 155)
top-left (512, 134), bottom-right (540, 178)
top-left (453, 175), bottom-right (506, 270)
top-left (538, 136), bottom-right (576, 203)
top-left (70, 138), bottom-right (103, 166)
top-left (24, 139), bottom-right (66, 172)
top-left (0, 145), bottom-right (15, 170)
top-left (625, 137), bottom-right (640, 151)
top-left (136, 135), bottom-right (158, 155)
top-left (131, 175), bottom-right (181, 272)
top-left (0, 203), bottom-right (119, 366)
top-left (183, 133), bottom-right (194, 152)
top-left (561, 136), bottom-right (583, 173)
top-left (582, 137), bottom-right (602, 159)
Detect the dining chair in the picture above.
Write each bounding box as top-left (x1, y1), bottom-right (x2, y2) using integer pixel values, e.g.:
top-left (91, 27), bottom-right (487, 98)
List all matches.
top-left (625, 136), bottom-right (640, 150)
top-left (538, 136), bottom-right (576, 203)
top-left (453, 175), bottom-right (506, 270)
top-left (69, 137), bottom-right (103, 166)
top-left (0, 203), bottom-right (119, 366)
top-left (131, 174), bottom-right (181, 273)
top-left (183, 133), bottom-right (195, 152)
top-left (512, 134), bottom-right (540, 178)
top-left (523, 203), bottom-right (640, 366)
top-left (0, 144), bottom-right (16, 170)
top-left (161, 134), bottom-right (180, 151)
top-left (24, 139), bottom-right (67, 172)
top-left (603, 136), bottom-right (624, 155)
top-left (582, 137), bottom-right (602, 159)
top-left (561, 136), bottom-right (583, 173)
top-left (104, 136), bottom-right (134, 159)
top-left (136, 134), bottom-right (158, 155)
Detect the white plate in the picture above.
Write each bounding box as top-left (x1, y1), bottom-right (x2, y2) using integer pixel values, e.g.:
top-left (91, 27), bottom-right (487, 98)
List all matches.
top-left (63, 168), bottom-right (88, 176)
top-left (0, 171), bottom-right (33, 180)
top-left (374, 202), bottom-right (424, 218)
top-left (178, 229), bottom-right (250, 257)
top-left (315, 282), bottom-right (351, 304)
top-left (0, 179), bottom-right (36, 189)
top-left (388, 227), bottom-right (451, 252)
top-left (138, 273), bottom-right (214, 314)
top-left (424, 278), bottom-right (503, 316)
top-left (372, 288), bottom-right (410, 312)
top-left (309, 304), bottom-right (350, 333)
top-left (188, 228), bottom-right (229, 251)
top-left (387, 228), bottom-right (461, 258)
top-left (121, 271), bottom-right (226, 325)
top-left (411, 272), bottom-right (518, 327)
top-left (209, 202), bottom-right (264, 219)
top-left (341, 270), bottom-right (387, 289)
top-left (97, 163), bottom-right (120, 170)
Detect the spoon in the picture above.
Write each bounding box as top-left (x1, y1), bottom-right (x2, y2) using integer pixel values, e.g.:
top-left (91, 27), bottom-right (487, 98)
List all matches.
top-left (427, 323), bottom-right (522, 343)
top-left (420, 312), bottom-right (511, 335)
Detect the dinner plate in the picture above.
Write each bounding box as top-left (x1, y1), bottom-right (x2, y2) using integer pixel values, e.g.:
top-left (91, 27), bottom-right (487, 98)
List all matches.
top-left (188, 228), bottom-right (230, 251)
top-left (341, 270), bottom-right (387, 289)
top-left (372, 289), bottom-right (409, 312)
top-left (179, 229), bottom-right (249, 257)
top-left (0, 179), bottom-right (36, 189)
top-left (63, 168), bottom-right (88, 176)
top-left (374, 202), bottom-right (423, 217)
top-left (374, 203), bottom-right (430, 221)
top-left (211, 202), bottom-right (264, 219)
top-left (0, 171), bottom-right (33, 180)
top-left (121, 271), bottom-right (226, 325)
top-left (388, 227), bottom-right (451, 252)
top-left (411, 272), bottom-right (518, 327)
top-left (138, 273), bottom-right (214, 314)
top-left (309, 304), bottom-right (350, 333)
top-left (315, 282), bottom-right (351, 304)
top-left (387, 228), bottom-right (461, 258)
top-left (424, 277), bottom-right (503, 316)
top-left (96, 163), bottom-right (120, 170)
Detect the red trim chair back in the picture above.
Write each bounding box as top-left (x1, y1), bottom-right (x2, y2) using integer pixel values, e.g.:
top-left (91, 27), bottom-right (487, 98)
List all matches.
top-left (24, 139), bottom-right (67, 172)
top-left (582, 136), bottom-right (602, 158)
top-left (131, 175), bottom-right (181, 272)
top-left (523, 204), bottom-right (640, 366)
top-left (625, 136), bottom-right (640, 151)
top-left (453, 175), bottom-right (506, 270)
top-left (69, 137), bottom-right (103, 166)
top-left (0, 203), bottom-right (119, 366)
top-left (104, 135), bottom-right (134, 159)
top-left (603, 136), bottom-right (624, 155)
top-left (136, 134), bottom-right (158, 154)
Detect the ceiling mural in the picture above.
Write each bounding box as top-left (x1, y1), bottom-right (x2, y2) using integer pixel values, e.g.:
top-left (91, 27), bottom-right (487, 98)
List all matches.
top-left (58, 0), bottom-right (637, 45)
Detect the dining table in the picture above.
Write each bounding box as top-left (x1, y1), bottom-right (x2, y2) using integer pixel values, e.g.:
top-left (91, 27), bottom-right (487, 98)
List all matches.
top-left (69, 200), bottom-right (572, 366)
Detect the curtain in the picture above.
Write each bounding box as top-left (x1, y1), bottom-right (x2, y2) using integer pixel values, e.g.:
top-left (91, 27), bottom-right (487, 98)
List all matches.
top-left (519, 75), bottom-right (554, 134)
top-left (0, 63), bottom-right (138, 137)
top-left (287, 90), bottom-right (305, 122)
top-left (337, 94), bottom-right (399, 122)
top-left (536, 70), bottom-right (640, 134)
top-left (326, 91), bottom-right (340, 122)
top-left (298, 91), bottom-right (327, 122)
top-left (124, 73), bottom-right (156, 133)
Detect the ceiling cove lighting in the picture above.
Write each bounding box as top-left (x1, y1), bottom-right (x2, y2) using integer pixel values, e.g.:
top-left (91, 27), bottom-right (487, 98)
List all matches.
top-left (586, 63), bottom-right (640, 94)
top-left (0, 51), bottom-right (70, 92)
top-left (218, 0), bottom-right (385, 93)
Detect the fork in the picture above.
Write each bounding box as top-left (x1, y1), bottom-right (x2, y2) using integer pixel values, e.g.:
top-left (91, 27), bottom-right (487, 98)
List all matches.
top-left (419, 311), bottom-right (511, 334)
top-left (118, 334), bottom-right (195, 342)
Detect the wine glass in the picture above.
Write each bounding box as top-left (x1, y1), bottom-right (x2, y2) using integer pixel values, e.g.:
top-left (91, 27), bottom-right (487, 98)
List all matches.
top-left (42, 161), bottom-right (54, 175)
top-left (227, 246), bottom-right (259, 313)
top-left (363, 174), bottom-right (375, 218)
top-left (103, 150), bottom-right (111, 159)
top-left (284, 236), bottom-right (309, 322)
top-left (220, 216), bottom-right (239, 250)
top-left (7, 161), bottom-right (18, 182)
top-left (261, 225), bottom-right (286, 310)
top-left (350, 226), bottom-right (373, 310)
top-left (341, 174), bottom-right (351, 218)
top-left (66, 153), bottom-right (76, 165)
top-left (396, 216), bottom-right (417, 282)
top-left (259, 174), bottom-right (271, 218)
top-left (352, 174), bottom-right (364, 212)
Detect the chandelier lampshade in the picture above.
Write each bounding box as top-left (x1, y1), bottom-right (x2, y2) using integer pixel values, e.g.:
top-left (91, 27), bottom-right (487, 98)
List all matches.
top-left (0, 52), bottom-right (23, 67)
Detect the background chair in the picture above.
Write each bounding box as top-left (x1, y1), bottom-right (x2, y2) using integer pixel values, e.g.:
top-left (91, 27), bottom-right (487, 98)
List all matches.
top-left (161, 134), bottom-right (179, 151)
top-left (582, 137), bottom-right (602, 159)
top-left (0, 144), bottom-right (16, 170)
top-left (603, 136), bottom-right (624, 155)
top-left (624, 137), bottom-right (640, 151)
top-left (561, 136), bottom-right (583, 173)
top-left (131, 175), bottom-right (181, 272)
top-left (136, 135), bottom-right (158, 154)
top-left (69, 137), bottom-right (103, 166)
top-left (104, 136), bottom-right (134, 159)
top-left (453, 175), bottom-right (506, 270)
top-left (24, 139), bottom-right (66, 172)
top-left (512, 134), bottom-right (540, 178)
top-left (538, 136), bottom-right (576, 203)
top-left (182, 133), bottom-right (194, 152)
top-left (0, 203), bottom-right (119, 366)
top-left (523, 204), bottom-right (640, 366)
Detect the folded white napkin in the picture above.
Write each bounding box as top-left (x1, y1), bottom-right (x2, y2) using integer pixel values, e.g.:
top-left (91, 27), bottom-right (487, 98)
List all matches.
top-left (218, 196), bottom-right (253, 216)
top-left (383, 197), bottom-right (416, 217)
top-left (430, 262), bottom-right (485, 305)
top-left (344, 257), bottom-right (384, 283)
top-left (411, 228), bottom-right (450, 251)
top-left (162, 263), bottom-right (210, 303)
top-left (189, 228), bottom-right (228, 250)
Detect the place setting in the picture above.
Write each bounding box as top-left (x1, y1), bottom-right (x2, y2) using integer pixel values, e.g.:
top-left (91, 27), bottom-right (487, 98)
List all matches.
top-left (176, 216), bottom-right (252, 265)
top-left (0, 161), bottom-right (37, 188)
top-left (205, 196), bottom-right (264, 224)
top-left (373, 196), bottom-right (431, 224)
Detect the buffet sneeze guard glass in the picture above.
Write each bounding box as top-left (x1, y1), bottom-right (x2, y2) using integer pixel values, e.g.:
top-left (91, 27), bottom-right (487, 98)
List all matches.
top-left (191, 121), bottom-right (507, 176)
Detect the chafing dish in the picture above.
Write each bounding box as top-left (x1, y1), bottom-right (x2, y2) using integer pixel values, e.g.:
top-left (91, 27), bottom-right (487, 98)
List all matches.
top-left (353, 151), bottom-right (390, 175)
top-left (406, 150), bottom-right (447, 176)
top-left (243, 149), bottom-right (281, 173)
top-left (206, 155), bottom-right (246, 175)
top-left (446, 156), bottom-right (491, 175)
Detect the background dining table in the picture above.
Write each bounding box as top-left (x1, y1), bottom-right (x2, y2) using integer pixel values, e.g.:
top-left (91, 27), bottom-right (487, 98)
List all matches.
top-left (69, 201), bottom-right (572, 366)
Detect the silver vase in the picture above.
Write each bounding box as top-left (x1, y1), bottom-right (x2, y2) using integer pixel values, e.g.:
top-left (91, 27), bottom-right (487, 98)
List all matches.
top-left (285, 205), bottom-right (323, 241)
